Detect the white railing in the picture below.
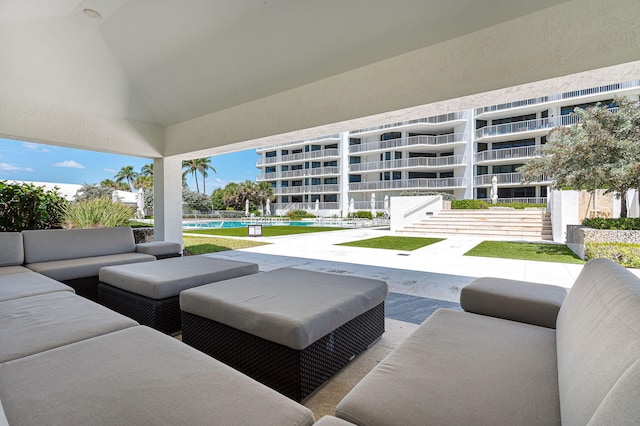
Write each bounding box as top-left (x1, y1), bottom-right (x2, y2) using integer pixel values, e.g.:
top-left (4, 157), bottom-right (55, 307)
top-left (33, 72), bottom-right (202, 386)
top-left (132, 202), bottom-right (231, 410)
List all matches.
top-left (474, 115), bottom-right (582, 140)
top-left (478, 197), bottom-right (548, 205)
top-left (272, 202), bottom-right (340, 211)
top-left (474, 146), bottom-right (540, 163)
top-left (349, 133), bottom-right (466, 154)
top-left (306, 149), bottom-right (340, 159)
top-left (474, 173), bottom-right (550, 186)
top-left (256, 149), bottom-right (339, 166)
top-left (474, 80), bottom-right (640, 115)
top-left (349, 177), bottom-right (464, 191)
top-left (256, 134), bottom-right (341, 152)
top-left (257, 167), bottom-right (340, 181)
top-left (351, 111), bottom-right (467, 135)
top-left (349, 155), bottom-right (465, 172)
top-left (274, 185), bottom-right (340, 195)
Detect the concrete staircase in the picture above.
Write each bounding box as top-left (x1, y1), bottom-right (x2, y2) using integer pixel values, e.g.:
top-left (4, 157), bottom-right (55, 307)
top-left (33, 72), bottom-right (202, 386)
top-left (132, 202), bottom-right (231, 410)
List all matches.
top-left (398, 209), bottom-right (552, 241)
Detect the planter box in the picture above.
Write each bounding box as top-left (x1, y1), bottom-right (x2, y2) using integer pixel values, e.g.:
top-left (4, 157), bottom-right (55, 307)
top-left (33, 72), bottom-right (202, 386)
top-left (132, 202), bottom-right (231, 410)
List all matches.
top-left (566, 225), bottom-right (640, 259)
top-left (132, 228), bottom-right (154, 244)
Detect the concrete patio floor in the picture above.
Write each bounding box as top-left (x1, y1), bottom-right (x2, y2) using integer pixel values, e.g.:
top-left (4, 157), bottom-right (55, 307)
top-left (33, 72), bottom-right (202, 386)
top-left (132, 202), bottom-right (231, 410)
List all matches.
top-left (189, 227), bottom-right (593, 419)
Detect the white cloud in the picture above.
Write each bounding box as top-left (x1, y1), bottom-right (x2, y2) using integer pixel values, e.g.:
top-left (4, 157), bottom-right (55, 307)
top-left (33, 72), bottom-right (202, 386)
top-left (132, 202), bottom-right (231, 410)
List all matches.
top-left (23, 142), bottom-right (49, 152)
top-left (52, 160), bottom-right (85, 169)
top-left (0, 163), bottom-right (34, 172)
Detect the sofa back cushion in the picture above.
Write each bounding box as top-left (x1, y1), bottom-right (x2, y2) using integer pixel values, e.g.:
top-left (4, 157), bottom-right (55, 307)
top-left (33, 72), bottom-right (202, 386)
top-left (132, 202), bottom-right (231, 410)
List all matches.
top-left (556, 258), bottom-right (640, 426)
top-left (22, 227), bottom-right (135, 264)
top-left (0, 232), bottom-right (24, 266)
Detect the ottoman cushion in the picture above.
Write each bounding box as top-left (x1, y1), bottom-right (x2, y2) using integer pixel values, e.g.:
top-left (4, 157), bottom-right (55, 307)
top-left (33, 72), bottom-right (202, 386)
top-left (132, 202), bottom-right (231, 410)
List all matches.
top-left (100, 256), bottom-right (259, 299)
top-left (0, 271), bottom-right (74, 302)
top-left (180, 268), bottom-right (388, 350)
top-left (0, 291), bottom-right (137, 363)
top-left (135, 241), bottom-right (182, 257)
top-left (0, 326), bottom-right (315, 426)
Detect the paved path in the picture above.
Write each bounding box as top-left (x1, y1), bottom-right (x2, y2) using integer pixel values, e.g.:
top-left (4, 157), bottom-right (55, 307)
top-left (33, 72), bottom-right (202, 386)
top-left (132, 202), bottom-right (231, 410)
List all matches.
top-left (198, 228), bottom-right (587, 303)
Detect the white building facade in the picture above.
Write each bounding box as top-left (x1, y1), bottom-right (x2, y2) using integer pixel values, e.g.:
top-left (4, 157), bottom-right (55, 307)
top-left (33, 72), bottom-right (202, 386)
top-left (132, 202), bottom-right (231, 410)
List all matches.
top-left (257, 81), bottom-right (640, 217)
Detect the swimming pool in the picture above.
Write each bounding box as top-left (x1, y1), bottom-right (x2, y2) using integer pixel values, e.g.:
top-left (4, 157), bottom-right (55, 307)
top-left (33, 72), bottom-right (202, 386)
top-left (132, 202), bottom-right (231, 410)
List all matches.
top-left (183, 220), bottom-right (327, 229)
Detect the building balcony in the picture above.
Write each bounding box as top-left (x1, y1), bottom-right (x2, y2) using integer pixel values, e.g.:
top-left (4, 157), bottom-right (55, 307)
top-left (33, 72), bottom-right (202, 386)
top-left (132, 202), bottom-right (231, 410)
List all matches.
top-left (257, 167), bottom-right (340, 181)
top-left (349, 155), bottom-right (465, 173)
top-left (350, 112), bottom-right (467, 136)
top-left (474, 146), bottom-right (541, 164)
top-left (256, 149), bottom-right (340, 166)
top-left (474, 115), bottom-right (580, 142)
top-left (478, 197), bottom-right (548, 205)
top-left (474, 80), bottom-right (640, 117)
top-left (255, 134), bottom-right (341, 153)
top-left (473, 173), bottom-right (550, 186)
top-left (349, 133), bottom-right (466, 154)
top-left (274, 184), bottom-right (340, 195)
top-left (272, 202), bottom-right (340, 211)
top-left (349, 177), bottom-right (465, 192)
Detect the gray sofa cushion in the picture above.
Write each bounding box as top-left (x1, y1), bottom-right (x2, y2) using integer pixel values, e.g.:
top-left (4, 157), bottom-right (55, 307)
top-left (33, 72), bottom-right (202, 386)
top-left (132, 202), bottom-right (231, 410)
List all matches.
top-left (181, 267), bottom-right (388, 350)
top-left (314, 416), bottom-right (357, 426)
top-left (0, 291), bottom-right (138, 363)
top-left (22, 227), bottom-right (137, 263)
top-left (0, 233), bottom-right (23, 266)
top-left (335, 308), bottom-right (560, 426)
top-left (0, 271), bottom-right (73, 302)
top-left (0, 266), bottom-right (31, 276)
top-left (26, 252), bottom-right (155, 281)
top-left (0, 326), bottom-right (315, 426)
top-left (99, 256), bottom-right (258, 299)
top-left (556, 258), bottom-right (640, 426)
top-left (460, 277), bottom-right (568, 328)
top-left (135, 241), bottom-right (182, 257)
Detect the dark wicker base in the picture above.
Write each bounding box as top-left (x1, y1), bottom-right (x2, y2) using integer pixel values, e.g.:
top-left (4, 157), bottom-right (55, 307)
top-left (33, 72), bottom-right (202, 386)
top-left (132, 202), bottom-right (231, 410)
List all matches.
top-left (155, 253), bottom-right (182, 260)
top-left (63, 276), bottom-right (100, 302)
top-left (182, 302), bottom-right (385, 402)
top-left (98, 283), bottom-right (181, 334)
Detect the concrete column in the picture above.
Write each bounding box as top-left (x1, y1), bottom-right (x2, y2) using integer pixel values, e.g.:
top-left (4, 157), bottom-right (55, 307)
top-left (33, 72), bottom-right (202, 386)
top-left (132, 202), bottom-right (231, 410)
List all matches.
top-left (339, 131), bottom-right (350, 217)
top-left (463, 108), bottom-right (475, 199)
top-left (153, 157), bottom-right (183, 244)
top-left (550, 189), bottom-right (579, 243)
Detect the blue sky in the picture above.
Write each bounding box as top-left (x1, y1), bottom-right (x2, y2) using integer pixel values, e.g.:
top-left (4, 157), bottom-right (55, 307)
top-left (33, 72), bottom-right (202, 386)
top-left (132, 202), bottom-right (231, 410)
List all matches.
top-left (0, 138), bottom-right (258, 192)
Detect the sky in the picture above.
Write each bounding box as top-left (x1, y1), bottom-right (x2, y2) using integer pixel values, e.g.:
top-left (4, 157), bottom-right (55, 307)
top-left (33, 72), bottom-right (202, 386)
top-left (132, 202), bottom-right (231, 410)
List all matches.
top-left (0, 138), bottom-right (258, 193)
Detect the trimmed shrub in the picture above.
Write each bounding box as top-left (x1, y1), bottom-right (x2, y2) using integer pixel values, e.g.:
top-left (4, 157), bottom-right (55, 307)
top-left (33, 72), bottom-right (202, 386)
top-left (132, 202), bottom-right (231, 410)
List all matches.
top-left (451, 199), bottom-right (489, 210)
top-left (286, 210), bottom-right (315, 219)
top-left (582, 217), bottom-right (640, 230)
top-left (585, 242), bottom-right (640, 268)
top-left (497, 202), bottom-right (547, 209)
top-left (65, 198), bottom-right (135, 228)
top-left (400, 191), bottom-right (455, 201)
top-left (350, 211), bottom-right (373, 219)
top-left (0, 181), bottom-right (68, 231)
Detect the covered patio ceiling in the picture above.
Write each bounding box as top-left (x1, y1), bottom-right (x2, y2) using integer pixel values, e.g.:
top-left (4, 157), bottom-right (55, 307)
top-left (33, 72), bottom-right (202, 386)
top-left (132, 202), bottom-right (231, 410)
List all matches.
top-left (1, 0), bottom-right (640, 242)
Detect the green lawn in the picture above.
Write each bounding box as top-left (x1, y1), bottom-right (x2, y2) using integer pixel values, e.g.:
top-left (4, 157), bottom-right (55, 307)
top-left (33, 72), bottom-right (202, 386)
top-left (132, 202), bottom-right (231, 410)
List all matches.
top-left (183, 236), bottom-right (269, 255)
top-left (464, 241), bottom-right (585, 264)
top-left (185, 226), bottom-right (346, 237)
top-left (337, 236), bottom-right (444, 251)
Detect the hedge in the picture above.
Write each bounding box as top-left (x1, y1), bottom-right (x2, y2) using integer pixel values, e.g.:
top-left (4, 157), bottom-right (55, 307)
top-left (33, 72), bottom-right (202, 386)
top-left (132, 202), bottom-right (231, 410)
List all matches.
top-left (451, 199), bottom-right (489, 209)
top-left (585, 242), bottom-right (640, 268)
top-left (582, 217), bottom-right (640, 230)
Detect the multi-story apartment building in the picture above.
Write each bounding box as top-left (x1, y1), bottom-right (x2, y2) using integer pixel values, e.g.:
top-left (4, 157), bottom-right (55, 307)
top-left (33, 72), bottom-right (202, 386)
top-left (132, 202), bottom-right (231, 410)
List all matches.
top-left (257, 81), bottom-right (640, 216)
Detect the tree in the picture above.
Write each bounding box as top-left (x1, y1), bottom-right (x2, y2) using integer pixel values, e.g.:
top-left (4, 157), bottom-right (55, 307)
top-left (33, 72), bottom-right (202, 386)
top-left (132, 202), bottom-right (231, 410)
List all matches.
top-left (256, 181), bottom-right (275, 208)
top-left (183, 187), bottom-right (212, 213)
top-left (0, 181), bottom-right (68, 231)
top-left (140, 163), bottom-right (154, 177)
top-left (74, 183), bottom-right (113, 202)
top-left (114, 166), bottom-right (138, 189)
top-left (182, 158), bottom-right (216, 193)
top-left (182, 159), bottom-right (201, 193)
top-left (211, 188), bottom-right (225, 210)
top-left (133, 175), bottom-right (153, 190)
top-left (519, 96), bottom-right (640, 217)
top-left (100, 179), bottom-right (130, 191)
top-left (197, 157), bottom-right (216, 194)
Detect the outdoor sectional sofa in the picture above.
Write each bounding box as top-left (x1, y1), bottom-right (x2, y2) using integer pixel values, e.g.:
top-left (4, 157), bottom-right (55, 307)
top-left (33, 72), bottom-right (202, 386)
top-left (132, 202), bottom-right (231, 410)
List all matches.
top-left (0, 231), bottom-right (315, 425)
top-left (321, 257), bottom-right (640, 426)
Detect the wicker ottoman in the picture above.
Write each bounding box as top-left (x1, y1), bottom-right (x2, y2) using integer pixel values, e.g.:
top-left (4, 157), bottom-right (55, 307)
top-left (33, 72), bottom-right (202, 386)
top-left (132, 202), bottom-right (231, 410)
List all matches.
top-left (180, 267), bottom-right (388, 402)
top-left (98, 256), bottom-right (258, 334)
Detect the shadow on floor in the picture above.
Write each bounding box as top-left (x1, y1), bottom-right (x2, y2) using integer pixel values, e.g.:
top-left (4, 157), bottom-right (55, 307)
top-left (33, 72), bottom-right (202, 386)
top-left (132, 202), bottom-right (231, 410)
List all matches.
top-left (386, 292), bottom-right (461, 325)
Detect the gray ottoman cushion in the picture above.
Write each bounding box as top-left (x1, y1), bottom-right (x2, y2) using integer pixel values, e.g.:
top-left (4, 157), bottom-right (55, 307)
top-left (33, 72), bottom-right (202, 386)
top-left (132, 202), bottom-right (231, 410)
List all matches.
top-left (0, 291), bottom-right (138, 363)
top-left (0, 326), bottom-right (315, 426)
top-left (100, 256), bottom-right (259, 299)
top-left (335, 308), bottom-right (560, 426)
top-left (136, 241), bottom-right (182, 257)
top-left (181, 267), bottom-right (388, 350)
top-left (314, 416), bottom-right (357, 426)
top-left (0, 232), bottom-right (23, 266)
top-left (0, 271), bottom-right (73, 302)
top-left (460, 277), bottom-right (568, 328)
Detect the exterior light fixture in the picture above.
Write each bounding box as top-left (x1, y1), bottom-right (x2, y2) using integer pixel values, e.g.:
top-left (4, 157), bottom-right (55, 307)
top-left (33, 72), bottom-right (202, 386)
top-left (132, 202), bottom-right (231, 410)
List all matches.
top-left (83, 9), bottom-right (102, 19)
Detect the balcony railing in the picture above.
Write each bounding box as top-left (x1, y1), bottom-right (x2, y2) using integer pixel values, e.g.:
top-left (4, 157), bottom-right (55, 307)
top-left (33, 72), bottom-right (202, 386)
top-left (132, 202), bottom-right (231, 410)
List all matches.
top-left (256, 134), bottom-right (341, 152)
top-left (349, 133), bottom-right (466, 154)
top-left (478, 197), bottom-right (548, 205)
top-left (474, 80), bottom-right (640, 115)
top-left (274, 184), bottom-right (340, 195)
top-left (474, 115), bottom-right (580, 140)
top-left (474, 146), bottom-right (541, 163)
top-left (257, 149), bottom-right (340, 166)
top-left (349, 155), bottom-right (465, 172)
top-left (272, 202), bottom-right (340, 211)
top-left (349, 177), bottom-right (464, 191)
top-left (474, 173), bottom-right (550, 186)
top-left (350, 112), bottom-right (467, 135)
top-left (257, 167), bottom-right (340, 181)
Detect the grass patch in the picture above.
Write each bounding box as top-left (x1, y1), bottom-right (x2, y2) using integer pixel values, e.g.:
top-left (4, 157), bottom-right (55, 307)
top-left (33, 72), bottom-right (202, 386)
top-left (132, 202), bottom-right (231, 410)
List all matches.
top-left (185, 226), bottom-right (346, 237)
top-left (183, 236), bottom-right (269, 255)
top-left (464, 241), bottom-right (585, 264)
top-left (337, 236), bottom-right (444, 251)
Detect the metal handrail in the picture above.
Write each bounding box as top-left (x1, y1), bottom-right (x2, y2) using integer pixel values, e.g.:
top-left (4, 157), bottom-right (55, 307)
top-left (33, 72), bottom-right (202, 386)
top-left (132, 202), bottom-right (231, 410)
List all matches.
top-left (349, 155), bottom-right (465, 172)
top-left (256, 134), bottom-right (341, 152)
top-left (473, 173), bottom-right (550, 186)
top-left (349, 133), bottom-right (466, 154)
top-left (349, 177), bottom-right (464, 191)
top-left (351, 111), bottom-right (467, 135)
top-left (474, 146), bottom-right (540, 163)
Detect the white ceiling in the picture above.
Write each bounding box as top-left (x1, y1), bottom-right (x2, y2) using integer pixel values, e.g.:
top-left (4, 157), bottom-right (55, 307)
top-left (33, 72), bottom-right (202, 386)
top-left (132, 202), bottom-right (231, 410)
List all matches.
top-left (1, 0), bottom-right (639, 159)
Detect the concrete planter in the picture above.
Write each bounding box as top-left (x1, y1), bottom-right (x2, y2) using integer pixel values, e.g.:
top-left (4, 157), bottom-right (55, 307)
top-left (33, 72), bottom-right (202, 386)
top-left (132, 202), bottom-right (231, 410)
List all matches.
top-left (132, 227), bottom-right (154, 244)
top-left (566, 225), bottom-right (640, 259)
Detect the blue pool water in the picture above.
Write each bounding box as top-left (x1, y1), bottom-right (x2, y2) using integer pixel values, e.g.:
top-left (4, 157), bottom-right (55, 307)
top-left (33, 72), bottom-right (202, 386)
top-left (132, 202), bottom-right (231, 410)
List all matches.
top-left (183, 220), bottom-right (321, 229)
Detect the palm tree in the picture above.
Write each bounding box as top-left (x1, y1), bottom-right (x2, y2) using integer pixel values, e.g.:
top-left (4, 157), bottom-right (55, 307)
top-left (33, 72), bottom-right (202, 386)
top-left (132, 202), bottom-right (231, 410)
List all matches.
top-left (197, 157), bottom-right (216, 194)
top-left (182, 158), bottom-right (216, 193)
top-left (114, 166), bottom-right (138, 189)
top-left (140, 163), bottom-right (154, 177)
top-left (182, 159), bottom-right (200, 193)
